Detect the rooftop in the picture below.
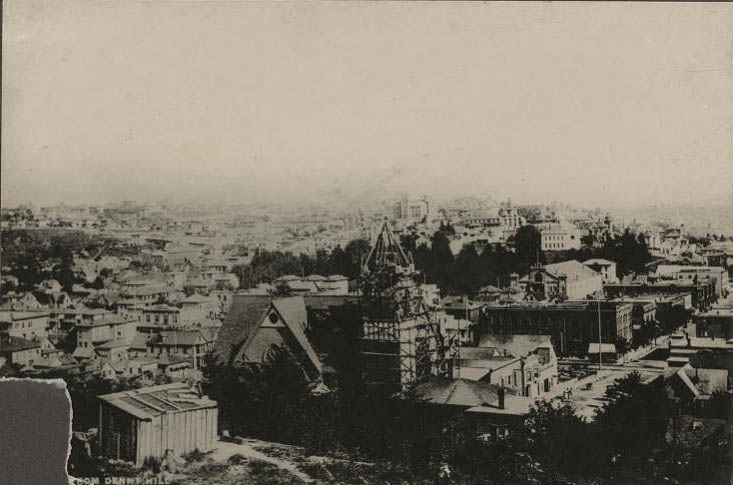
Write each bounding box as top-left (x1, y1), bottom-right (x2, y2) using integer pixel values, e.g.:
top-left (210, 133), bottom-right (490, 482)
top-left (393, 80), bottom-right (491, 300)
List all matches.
top-left (0, 336), bottom-right (41, 353)
top-left (98, 382), bottom-right (217, 420)
top-left (544, 260), bottom-right (601, 282)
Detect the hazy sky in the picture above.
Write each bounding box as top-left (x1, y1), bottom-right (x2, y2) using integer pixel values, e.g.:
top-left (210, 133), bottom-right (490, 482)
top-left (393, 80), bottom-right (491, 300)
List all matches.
top-left (2, 1), bottom-right (732, 210)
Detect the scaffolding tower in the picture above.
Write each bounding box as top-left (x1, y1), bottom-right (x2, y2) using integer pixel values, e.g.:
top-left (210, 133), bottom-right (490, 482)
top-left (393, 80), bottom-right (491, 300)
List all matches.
top-left (359, 222), bottom-right (459, 390)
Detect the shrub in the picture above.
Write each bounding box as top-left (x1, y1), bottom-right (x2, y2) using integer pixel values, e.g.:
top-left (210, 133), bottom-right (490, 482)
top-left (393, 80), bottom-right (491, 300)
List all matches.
top-left (227, 453), bottom-right (248, 465)
top-left (182, 448), bottom-right (207, 463)
top-left (142, 456), bottom-right (161, 473)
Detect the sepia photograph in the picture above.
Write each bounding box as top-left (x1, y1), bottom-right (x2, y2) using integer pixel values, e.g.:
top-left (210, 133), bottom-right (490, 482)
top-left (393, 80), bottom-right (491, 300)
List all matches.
top-left (1, 1), bottom-right (732, 483)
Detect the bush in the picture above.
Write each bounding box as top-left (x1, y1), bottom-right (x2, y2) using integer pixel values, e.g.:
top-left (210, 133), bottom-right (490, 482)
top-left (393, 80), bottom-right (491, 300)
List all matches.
top-left (182, 448), bottom-right (207, 463)
top-left (142, 456), bottom-right (161, 473)
top-left (227, 453), bottom-right (248, 465)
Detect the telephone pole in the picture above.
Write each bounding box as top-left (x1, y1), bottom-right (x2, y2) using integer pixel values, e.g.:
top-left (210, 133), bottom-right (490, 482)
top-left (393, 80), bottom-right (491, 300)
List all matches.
top-left (597, 297), bottom-right (602, 374)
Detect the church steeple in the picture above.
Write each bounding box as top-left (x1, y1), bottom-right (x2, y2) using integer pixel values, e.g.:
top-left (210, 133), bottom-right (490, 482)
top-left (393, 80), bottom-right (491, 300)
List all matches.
top-left (362, 222), bottom-right (414, 275)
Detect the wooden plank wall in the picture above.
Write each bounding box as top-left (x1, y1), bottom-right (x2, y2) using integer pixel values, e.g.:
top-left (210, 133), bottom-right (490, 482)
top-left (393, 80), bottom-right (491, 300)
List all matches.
top-left (135, 407), bottom-right (218, 464)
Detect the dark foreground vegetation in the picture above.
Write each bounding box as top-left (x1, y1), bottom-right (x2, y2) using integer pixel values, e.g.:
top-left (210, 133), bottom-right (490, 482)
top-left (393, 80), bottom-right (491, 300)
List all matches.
top-left (204, 348), bottom-right (732, 484)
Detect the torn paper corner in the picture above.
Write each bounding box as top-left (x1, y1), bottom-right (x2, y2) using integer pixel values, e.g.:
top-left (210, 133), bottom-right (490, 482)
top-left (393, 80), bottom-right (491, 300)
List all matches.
top-left (0, 377), bottom-right (74, 485)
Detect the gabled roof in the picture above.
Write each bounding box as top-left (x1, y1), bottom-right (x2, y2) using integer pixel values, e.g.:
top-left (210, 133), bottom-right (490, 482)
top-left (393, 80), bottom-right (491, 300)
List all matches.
top-left (236, 296), bottom-right (323, 377)
top-left (214, 295), bottom-right (274, 364)
top-left (661, 365), bottom-right (701, 399)
top-left (72, 345), bottom-right (97, 360)
top-left (271, 297), bottom-right (321, 375)
top-left (673, 365), bottom-right (729, 396)
top-left (130, 332), bottom-right (153, 350)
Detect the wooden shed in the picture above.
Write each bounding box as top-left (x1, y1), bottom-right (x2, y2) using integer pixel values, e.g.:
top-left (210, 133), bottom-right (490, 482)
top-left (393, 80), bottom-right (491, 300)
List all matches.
top-left (98, 382), bottom-right (218, 465)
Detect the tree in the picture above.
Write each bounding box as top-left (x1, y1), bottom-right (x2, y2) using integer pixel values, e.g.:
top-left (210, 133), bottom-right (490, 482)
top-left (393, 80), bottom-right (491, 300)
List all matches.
top-left (594, 371), bottom-right (672, 458)
top-left (514, 225), bottom-right (545, 266)
top-left (521, 400), bottom-right (596, 474)
top-left (615, 337), bottom-right (631, 356)
top-left (439, 222), bottom-right (456, 236)
top-left (449, 246), bottom-right (483, 295)
top-left (581, 232), bottom-right (595, 248)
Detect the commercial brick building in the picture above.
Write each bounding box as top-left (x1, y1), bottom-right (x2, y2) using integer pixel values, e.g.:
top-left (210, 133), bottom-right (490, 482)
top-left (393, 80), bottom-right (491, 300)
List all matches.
top-left (476, 300), bottom-right (633, 357)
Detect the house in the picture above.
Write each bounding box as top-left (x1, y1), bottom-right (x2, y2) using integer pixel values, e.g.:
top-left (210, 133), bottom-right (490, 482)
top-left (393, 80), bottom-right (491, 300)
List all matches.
top-left (653, 265), bottom-right (728, 299)
top-left (582, 259), bottom-right (618, 283)
top-left (0, 292), bottom-right (44, 311)
top-left (95, 339), bottom-right (130, 363)
top-left (412, 378), bottom-right (532, 440)
top-left (108, 358), bottom-right (158, 381)
top-left (651, 363), bottom-right (729, 410)
top-left (516, 261), bottom-right (603, 301)
top-left (148, 330), bottom-right (214, 369)
top-left (118, 283), bottom-right (170, 306)
top-left (155, 354), bottom-right (193, 380)
top-left (461, 335), bottom-right (558, 398)
top-left (36, 279), bottom-right (62, 294)
top-left (272, 274), bottom-right (350, 296)
top-left (440, 315), bottom-right (473, 346)
top-left (694, 307), bottom-right (733, 339)
top-left (0, 333), bottom-right (42, 369)
top-left (140, 304), bottom-right (181, 327)
top-left (604, 278), bottom-right (716, 312)
top-left (97, 383), bottom-right (218, 465)
top-left (540, 224), bottom-right (583, 251)
top-left (0, 311), bottom-right (51, 341)
top-left (438, 296), bottom-right (485, 323)
top-left (231, 297), bottom-right (323, 382)
top-left (214, 295), bottom-right (275, 365)
top-left (178, 294), bottom-right (216, 324)
top-left (75, 315), bottom-right (137, 355)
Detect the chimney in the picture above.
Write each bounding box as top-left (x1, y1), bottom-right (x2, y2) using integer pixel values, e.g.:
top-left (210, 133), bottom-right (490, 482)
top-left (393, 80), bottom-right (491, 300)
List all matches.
top-left (498, 387), bottom-right (505, 409)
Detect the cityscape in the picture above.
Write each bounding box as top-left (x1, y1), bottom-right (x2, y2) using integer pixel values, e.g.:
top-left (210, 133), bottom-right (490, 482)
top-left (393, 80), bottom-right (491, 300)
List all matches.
top-left (2, 1), bottom-right (733, 484)
top-left (0, 195), bottom-right (731, 483)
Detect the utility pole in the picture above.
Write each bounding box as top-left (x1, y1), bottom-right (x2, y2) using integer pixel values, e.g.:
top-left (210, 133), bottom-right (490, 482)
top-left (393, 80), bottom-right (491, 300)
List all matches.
top-left (597, 297), bottom-right (602, 374)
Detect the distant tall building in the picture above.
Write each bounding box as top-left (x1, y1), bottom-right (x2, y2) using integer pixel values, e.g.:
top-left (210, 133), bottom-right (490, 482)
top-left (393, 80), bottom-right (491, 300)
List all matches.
top-left (540, 224), bottom-right (584, 251)
top-left (393, 195), bottom-right (431, 224)
top-left (498, 199), bottom-right (525, 229)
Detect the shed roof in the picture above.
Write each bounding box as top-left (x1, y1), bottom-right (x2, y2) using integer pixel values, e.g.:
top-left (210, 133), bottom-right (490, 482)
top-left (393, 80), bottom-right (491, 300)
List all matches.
top-left (98, 382), bottom-right (217, 420)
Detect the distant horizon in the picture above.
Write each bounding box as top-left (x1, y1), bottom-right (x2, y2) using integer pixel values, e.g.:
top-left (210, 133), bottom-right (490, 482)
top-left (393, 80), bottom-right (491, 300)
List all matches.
top-left (2, 193), bottom-right (731, 214)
